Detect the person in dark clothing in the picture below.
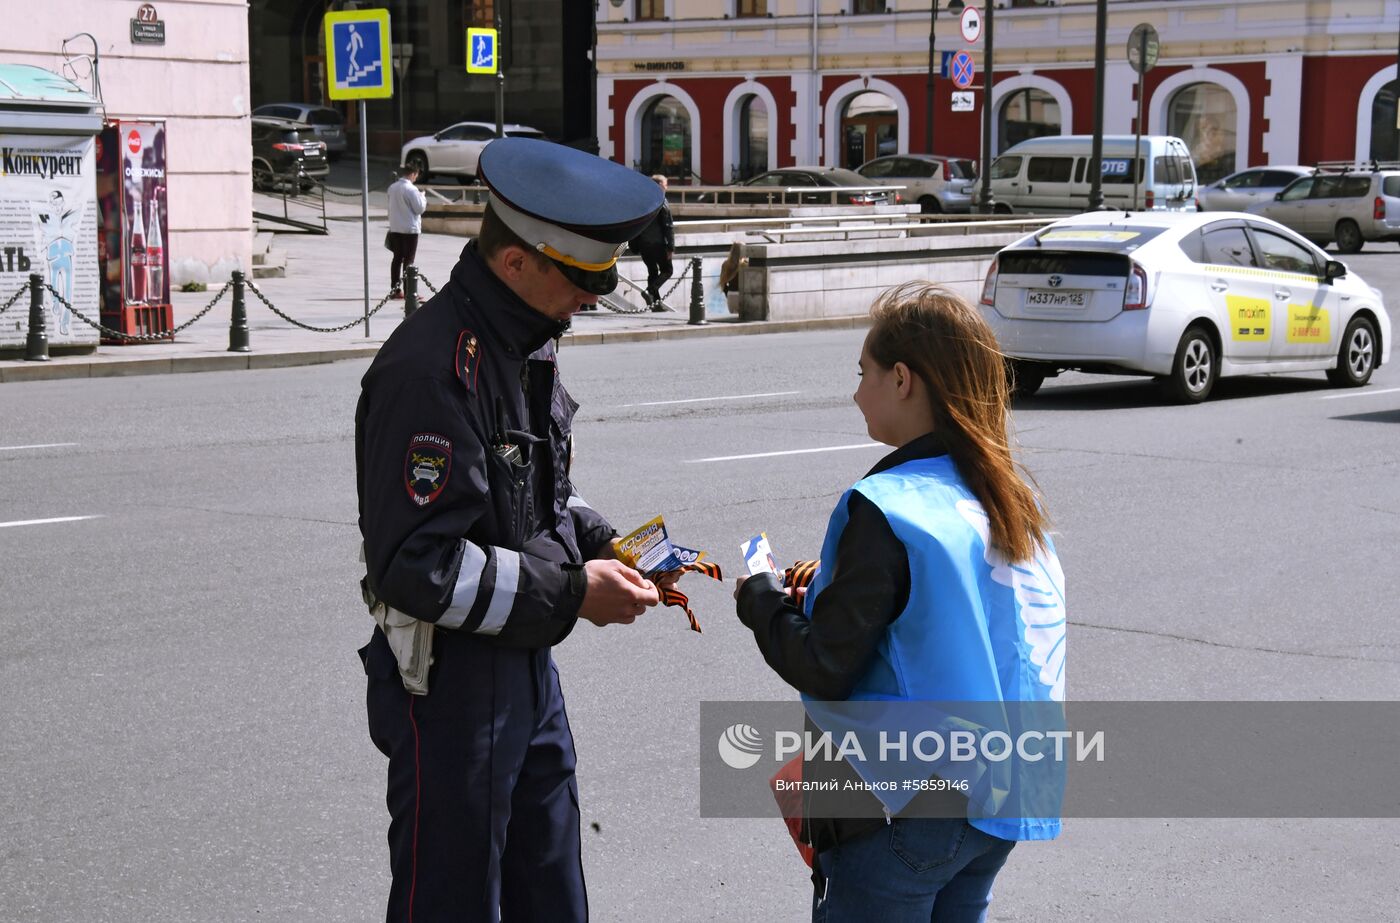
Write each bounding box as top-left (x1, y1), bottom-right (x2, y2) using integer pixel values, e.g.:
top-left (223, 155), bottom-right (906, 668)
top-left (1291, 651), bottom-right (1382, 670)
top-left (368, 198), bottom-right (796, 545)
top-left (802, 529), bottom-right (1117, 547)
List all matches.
top-left (629, 174), bottom-right (675, 311)
top-left (734, 282), bottom-right (1067, 922)
top-left (357, 138), bottom-right (674, 922)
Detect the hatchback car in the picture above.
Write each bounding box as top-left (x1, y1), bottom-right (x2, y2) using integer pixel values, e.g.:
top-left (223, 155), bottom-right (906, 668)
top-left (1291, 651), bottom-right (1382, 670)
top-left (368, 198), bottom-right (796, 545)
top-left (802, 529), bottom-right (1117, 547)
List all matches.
top-left (251, 117), bottom-right (329, 192)
top-left (399, 122), bottom-right (547, 182)
top-left (855, 154), bottom-right (977, 213)
top-left (729, 167), bottom-right (895, 205)
top-left (1247, 167), bottom-right (1400, 253)
top-left (1196, 165), bottom-right (1311, 212)
top-left (251, 103), bottom-right (347, 157)
top-left (978, 211), bottom-right (1390, 403)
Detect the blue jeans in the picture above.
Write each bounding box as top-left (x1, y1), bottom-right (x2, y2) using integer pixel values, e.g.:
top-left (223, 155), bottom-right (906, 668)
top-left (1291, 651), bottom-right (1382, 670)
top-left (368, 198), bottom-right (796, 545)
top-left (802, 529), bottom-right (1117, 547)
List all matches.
top-left (812, 819), bottom-right (1016, 923)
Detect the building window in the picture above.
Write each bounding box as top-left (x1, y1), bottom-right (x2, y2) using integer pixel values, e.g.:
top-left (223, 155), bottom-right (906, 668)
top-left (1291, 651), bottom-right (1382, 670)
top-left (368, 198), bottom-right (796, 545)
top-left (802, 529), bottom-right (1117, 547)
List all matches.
top-left (997, 88), bottom-right (1060, 153)
top-left (637, 0), bottom-right (665, 21)
top-left (737, 94), bottom-right (769, 181)
top-left (470, 0), bottom-right (495, 27)
top-left (1169, 82), bottom-right (1236, 185)
top-left (840, 91), bottom-right (897, 169)
top-left (1369, 79), bottom-right (1399, 162)
top-left (642, 96), bottom-right (691, 179)
top-left (852, 0), bottom-right (888, 12)
top-left (735, 0), bottom-right (767, 17)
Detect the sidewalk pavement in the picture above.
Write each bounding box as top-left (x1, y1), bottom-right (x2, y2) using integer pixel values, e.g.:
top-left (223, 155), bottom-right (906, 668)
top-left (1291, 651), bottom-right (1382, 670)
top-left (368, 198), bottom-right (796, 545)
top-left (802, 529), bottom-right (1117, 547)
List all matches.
top-left (0, 188), bottom-right (867, 384)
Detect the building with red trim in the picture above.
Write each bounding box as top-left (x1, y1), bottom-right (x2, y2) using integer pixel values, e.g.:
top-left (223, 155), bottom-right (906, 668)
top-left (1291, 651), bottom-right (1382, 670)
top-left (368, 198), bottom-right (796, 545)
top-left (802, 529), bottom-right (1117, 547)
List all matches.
top-left (596, 0), bottom-right (1400, 186)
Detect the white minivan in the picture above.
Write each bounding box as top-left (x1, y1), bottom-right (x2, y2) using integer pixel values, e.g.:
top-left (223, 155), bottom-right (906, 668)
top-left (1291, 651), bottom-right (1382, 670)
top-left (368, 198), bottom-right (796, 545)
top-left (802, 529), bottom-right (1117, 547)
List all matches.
top-left (988, 135), bottom-right (1197, 213)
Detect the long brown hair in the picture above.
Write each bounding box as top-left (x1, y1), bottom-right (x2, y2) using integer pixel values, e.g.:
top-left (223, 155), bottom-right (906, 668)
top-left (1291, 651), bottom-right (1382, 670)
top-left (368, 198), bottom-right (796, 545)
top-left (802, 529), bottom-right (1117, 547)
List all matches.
top-left (866, 282), bottom-right (1049, 562)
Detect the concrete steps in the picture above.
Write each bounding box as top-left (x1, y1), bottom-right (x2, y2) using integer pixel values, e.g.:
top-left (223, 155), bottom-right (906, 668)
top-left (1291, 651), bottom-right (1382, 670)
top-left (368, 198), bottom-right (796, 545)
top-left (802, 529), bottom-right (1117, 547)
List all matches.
top-left (251, 232), bottom-right (287, 278)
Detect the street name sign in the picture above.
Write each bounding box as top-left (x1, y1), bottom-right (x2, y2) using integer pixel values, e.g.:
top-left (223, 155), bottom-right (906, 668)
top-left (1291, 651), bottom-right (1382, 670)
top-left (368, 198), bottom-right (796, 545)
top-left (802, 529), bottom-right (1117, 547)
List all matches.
top-left (324, 8), bottom-right (393, 100)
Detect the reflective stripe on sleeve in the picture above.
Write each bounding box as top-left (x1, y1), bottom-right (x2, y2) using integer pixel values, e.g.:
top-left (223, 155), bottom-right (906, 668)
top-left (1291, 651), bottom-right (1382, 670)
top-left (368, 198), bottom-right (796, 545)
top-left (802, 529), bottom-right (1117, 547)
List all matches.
top-left (566, 493), bottom-right (592, 511)
top-left (440, 542), bottom-right (490, 629)
top-left (474, 548), bottom-right (521, 636)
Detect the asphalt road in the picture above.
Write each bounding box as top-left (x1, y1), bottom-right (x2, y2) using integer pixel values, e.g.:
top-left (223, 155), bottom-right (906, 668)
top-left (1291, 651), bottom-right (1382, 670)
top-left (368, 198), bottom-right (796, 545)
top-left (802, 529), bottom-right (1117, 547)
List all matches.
top-left (2, 258), bottom-right (1398, 921)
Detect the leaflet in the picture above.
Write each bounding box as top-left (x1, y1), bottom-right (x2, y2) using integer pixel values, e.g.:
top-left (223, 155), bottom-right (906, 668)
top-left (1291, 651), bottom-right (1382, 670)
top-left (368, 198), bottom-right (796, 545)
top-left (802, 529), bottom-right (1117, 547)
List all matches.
top-left (616, 514), bottom-right (708, 577)
top-left (741, 532), bottom-right (779, 576)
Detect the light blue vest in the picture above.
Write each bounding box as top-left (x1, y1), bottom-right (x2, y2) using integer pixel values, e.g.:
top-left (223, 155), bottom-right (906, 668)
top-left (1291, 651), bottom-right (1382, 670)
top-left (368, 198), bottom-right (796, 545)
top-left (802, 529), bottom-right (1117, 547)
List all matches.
top-left (802, 454), bottom-right (1066, 841)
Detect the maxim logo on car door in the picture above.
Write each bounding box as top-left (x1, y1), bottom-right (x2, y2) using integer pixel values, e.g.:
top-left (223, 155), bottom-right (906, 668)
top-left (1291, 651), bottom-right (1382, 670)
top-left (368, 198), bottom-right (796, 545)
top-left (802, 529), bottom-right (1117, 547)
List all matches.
top-left (1226, 295), bottom-right (1270, 341)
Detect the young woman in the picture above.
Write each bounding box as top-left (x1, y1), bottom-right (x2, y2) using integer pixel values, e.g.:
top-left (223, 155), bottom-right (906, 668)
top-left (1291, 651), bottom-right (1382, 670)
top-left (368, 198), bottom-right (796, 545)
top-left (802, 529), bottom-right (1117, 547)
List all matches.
top-left (734, 282), bottom-right (1066, 922)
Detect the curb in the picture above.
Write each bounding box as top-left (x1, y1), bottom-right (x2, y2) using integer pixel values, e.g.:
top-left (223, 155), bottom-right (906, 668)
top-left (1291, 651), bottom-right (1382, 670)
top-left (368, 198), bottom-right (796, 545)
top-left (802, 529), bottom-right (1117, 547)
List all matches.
top-left (0, 315), bottom-right (870, 383)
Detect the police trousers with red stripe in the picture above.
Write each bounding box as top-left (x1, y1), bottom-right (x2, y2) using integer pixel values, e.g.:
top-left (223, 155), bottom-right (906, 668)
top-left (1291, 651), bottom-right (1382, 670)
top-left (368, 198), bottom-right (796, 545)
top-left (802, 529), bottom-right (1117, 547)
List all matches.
top-left (363, 628), bottom-right (588, 922)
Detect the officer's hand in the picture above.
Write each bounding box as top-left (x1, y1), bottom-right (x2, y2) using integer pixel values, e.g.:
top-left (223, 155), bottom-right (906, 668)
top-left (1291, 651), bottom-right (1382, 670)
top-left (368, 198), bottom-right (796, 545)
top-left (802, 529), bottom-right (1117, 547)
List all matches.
top-left (579, 559), bottom-right (660, 627)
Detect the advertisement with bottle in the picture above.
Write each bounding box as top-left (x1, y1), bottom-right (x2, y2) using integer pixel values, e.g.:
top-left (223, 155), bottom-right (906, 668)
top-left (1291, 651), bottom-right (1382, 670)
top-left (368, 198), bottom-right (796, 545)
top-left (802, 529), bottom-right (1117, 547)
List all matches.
top-left (0, 133), bottom-right (99, 349)
top-left (96, 120), bottom-right (169, 337)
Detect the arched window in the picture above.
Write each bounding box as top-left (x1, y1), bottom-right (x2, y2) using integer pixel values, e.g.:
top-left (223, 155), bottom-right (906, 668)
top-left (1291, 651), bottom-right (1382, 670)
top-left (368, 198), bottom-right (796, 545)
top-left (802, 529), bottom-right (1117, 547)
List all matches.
top-left (1169, 82), bottom-right (1237, 185)
top-left (840, 91), bottom-right (897, 170)
top-left (737, 94), bottom-right (769, 181)
top-left (642, 96), bottom-right (691, 180)
top-left (1370, 79), bottom-right (1400, 162)
top-left (997, 88), bottom-right (1060, 153)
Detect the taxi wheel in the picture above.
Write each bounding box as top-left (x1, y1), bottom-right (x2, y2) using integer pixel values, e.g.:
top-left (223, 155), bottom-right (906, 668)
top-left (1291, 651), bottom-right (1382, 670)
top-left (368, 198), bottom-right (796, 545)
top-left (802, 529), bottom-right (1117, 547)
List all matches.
top-left (1006, 359), bottom-right (1047, 399)
top-left (1161, 327), bottom-right (1217, 404)
top-left (1325, 316), bottom-right (1377, 387)
top-left (1334, 220), bottom-right (1364, 254)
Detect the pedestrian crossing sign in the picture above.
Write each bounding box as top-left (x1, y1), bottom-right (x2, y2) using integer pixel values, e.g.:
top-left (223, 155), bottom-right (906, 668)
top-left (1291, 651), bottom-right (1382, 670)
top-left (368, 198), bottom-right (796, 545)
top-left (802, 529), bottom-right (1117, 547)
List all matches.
top-left (324, 9), bottom-right (394, 100)
top-left (467, 28), bottom-right (499, 75)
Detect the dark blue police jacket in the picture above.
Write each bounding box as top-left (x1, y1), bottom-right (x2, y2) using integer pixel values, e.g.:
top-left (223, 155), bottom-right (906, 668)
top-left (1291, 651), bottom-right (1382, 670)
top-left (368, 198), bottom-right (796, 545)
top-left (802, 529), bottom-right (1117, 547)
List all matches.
top-left (355, 242), bottom-right (615, 650)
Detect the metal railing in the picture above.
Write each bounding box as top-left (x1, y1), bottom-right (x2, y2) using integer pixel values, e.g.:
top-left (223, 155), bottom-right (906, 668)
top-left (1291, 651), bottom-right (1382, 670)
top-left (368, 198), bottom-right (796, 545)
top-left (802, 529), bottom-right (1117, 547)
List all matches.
top-left (253, 169), bottom-right (329, 235)
top-left (666, 184), bottom-right (908, 206)
top-left (742, 216), bottom-right (1055, 243)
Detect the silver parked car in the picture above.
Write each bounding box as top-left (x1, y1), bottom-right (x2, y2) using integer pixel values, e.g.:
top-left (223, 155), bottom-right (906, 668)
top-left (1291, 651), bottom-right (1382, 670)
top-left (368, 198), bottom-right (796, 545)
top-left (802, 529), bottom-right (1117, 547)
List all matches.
top-left (252, 103), bottom-right (347, 158)
top-left (1196, 165), bottom-right (1311, 212)
top-left (855, 154), bottom-right (978, 213)
top-left (1247, 166), bottom-right (1400, 252)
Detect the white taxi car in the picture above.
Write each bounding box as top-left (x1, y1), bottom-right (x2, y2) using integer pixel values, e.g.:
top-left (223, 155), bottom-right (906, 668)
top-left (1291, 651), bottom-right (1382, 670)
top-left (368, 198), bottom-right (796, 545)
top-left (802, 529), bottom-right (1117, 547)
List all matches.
top-left (978, 211), bottom-right (1390, 402)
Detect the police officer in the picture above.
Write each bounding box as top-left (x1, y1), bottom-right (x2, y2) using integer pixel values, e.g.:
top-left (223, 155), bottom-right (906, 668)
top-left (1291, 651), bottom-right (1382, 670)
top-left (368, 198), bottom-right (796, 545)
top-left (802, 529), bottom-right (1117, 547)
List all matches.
top-left (356, 138), bottom-right (667, 922)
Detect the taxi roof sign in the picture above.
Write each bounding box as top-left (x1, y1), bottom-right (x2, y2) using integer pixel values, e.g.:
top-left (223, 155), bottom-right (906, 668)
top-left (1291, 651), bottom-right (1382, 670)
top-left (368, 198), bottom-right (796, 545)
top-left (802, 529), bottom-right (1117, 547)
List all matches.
top-left (324, 9), bottom-right (394, 100)
top-left (467, 28), bottom-right (499, 75)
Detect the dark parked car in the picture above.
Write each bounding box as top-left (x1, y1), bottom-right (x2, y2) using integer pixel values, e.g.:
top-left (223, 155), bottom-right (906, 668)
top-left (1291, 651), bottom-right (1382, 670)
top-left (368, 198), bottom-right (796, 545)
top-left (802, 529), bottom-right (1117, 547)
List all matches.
top-left (251, 117), bottom-right (329, 193)
top-left (252, 103), bottom-right (347, 158)
top-left (727, 167), bottom-right (897, 205)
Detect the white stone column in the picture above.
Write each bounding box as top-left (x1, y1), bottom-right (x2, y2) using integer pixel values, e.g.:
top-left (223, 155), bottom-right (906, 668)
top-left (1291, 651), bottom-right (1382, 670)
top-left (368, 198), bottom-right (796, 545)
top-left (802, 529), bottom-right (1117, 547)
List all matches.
top-left (1262, 55), bottom-right (1303, 166)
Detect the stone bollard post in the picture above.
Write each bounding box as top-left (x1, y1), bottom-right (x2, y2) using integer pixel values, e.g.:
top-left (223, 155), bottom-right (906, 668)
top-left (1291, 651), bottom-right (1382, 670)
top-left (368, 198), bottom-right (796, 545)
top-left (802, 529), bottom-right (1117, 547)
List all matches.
top-left (228, 270), bottom-right (250, 353)
top-left (404, 264), bottom-right (419, 318)
top-left (24, 273), bottom-right (49, 362)
top-left (687, 257), bottom-right (706, 326)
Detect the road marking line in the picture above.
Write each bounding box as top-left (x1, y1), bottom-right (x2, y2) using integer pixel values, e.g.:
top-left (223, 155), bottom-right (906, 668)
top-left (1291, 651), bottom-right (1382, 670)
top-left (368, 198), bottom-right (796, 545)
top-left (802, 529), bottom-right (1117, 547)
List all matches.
top-left (687, 443), bottom-right (881, 463)
top-left (621, 390), bottom-right (801, 408)
top-left (1318, 387), bottom-right (1400, 401)
top-left (0, 442), bottom-right (79, 452)
top-left (0, 515), bottom-right (104, 529)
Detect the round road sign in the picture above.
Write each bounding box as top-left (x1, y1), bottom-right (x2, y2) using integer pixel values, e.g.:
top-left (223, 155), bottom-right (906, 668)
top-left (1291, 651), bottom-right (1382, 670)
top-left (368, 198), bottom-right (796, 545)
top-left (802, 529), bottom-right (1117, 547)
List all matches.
top-left (1127, 23), bottom-right (1160, 74)
top-left (960, 6), bottom-right (983, 44)
top-left (950, 50), bottom-right (975, 90)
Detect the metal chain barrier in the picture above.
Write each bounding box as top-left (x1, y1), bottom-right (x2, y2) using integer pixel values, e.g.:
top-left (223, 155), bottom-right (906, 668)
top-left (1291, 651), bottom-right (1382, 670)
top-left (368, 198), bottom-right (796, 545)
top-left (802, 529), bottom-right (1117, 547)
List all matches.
top-left (45, 280), bottom-right (232, 342)
top-left (600, 259), bottom-right (694, 315)
top-left (417, 272), bottom-right (440, 296)
top-left (0, 283), bottom-right (26, 317)
top-left (244, 278), bottom-right (395, 332)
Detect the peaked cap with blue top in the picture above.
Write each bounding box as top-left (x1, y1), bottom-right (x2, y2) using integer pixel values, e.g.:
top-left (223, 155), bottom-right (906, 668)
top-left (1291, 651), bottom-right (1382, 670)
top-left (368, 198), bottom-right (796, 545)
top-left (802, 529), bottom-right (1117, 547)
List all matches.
top-left (477, 137), bottom-right (665, 296)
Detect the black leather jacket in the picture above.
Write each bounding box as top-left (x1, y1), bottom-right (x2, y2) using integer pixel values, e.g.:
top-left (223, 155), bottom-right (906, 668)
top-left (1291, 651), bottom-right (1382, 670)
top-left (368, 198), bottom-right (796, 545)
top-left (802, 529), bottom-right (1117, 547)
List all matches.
top-left (356, 242), bottom-right (616, 649)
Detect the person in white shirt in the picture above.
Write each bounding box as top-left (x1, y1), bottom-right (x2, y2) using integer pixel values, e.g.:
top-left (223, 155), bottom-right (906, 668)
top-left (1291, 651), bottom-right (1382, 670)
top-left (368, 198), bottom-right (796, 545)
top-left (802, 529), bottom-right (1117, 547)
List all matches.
top-left (387, 165), bottom-right (428, 298)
